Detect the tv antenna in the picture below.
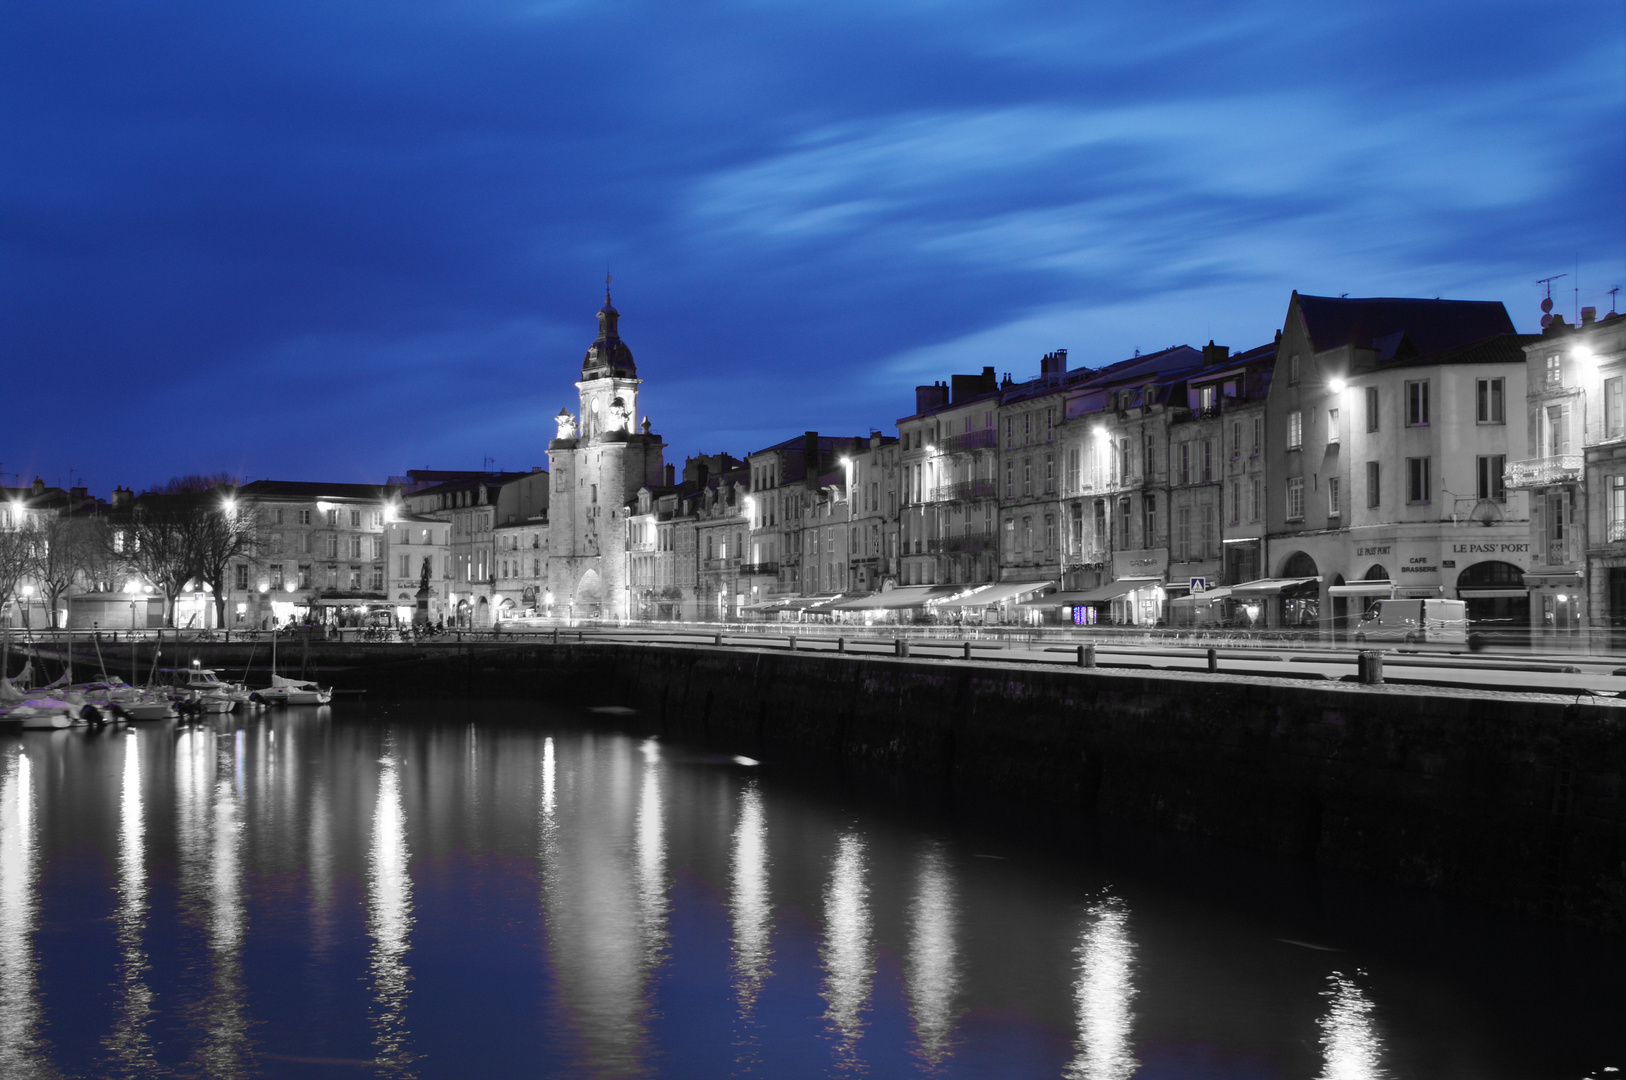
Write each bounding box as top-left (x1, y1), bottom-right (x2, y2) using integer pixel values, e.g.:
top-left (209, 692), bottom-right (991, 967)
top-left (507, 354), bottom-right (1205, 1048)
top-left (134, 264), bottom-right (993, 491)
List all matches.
top-left (1609, 285), bottom-right (1620, 314)
top-left (483, 455), bottom-right (495, 473)
top-left (1537, 274), bottom-right (1567, 328)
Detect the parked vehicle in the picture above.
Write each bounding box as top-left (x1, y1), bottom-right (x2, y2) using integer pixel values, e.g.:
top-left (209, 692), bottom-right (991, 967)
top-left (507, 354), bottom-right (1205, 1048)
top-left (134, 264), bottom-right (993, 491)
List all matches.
top-left (1353, 598), bottom-right (1469, 645)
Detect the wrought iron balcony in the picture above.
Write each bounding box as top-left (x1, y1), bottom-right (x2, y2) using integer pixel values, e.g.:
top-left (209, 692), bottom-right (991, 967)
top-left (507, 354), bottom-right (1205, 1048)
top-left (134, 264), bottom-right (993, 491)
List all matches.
top-left (738, 561), bottom-right (779, 576)
top-left (929, 531), bottom-right (998, 554)
top-left (1609, 519), bottom-right (1626, 543)
top-left (931, 478), bottom-right (999, 502)
top-left (1504, 455), bottom-right (1583, 489)
top-left (941, 428), bottom-right (998, 453)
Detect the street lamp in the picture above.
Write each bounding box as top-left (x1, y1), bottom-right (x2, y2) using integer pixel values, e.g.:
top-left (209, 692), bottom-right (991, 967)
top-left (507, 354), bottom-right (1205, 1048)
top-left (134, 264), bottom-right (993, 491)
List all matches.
top-left (1328, 377), bottom-right (1347, 395)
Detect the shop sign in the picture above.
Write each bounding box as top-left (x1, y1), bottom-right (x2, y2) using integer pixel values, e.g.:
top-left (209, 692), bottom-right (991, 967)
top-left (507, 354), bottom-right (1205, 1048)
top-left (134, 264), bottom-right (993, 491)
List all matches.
top-left (1449, 542), bottom-right (1530, 554)
top-left (1355, 545), bottom-right (1391, 557)
top-left (1112, 547), bottom-right (1169, 581)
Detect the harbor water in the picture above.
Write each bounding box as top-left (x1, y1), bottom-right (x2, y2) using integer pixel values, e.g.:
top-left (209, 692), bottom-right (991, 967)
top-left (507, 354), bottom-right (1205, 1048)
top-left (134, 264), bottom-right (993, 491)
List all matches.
top-left (0, 699), bottom-right (1620, 1079)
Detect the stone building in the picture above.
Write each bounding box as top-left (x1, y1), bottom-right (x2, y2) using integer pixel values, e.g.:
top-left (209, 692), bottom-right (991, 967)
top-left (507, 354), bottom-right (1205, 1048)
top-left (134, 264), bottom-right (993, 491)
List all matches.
top-left (402, 471), bottom-right (543, 628)
top-left (1512, 306), bottom-right (1626, 631)
top-left (1262, 293), bottom-right (1529, 632)
top-left (545, 291), bottom-right (667, 621)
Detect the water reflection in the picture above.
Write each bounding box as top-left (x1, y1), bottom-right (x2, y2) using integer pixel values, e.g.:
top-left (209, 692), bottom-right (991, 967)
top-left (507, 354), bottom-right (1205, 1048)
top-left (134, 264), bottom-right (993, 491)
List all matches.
top-left (198, 730), bottom-right (250, 1078)
top-left (538, 735), bottom-right (669, 1076)
top-left (368, 753), bottom-right (417, 1076)
top-left (103, 732), bottom-right (157, 1076)
top-left (906, 843), bottom-right (959, 1068)
top-left (821, 832), bottom-right (872, 1070)
top-left (1065, 897), bottom-right (1138, 1080)
top-left (730, 781), bottom-right (772, 1023)
top-left (0, 749), bottom-right (49, 1077)
top-left (1318, 972), bottom-right (1385, 1080)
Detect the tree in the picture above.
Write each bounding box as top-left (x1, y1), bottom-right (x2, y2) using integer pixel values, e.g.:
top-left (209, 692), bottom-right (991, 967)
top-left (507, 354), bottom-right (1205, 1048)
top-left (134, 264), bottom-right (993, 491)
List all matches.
top-left (194, 492), bottom-right (262, 630)
top-left (0, 515), bottom-right (40, 626)
top-left (31, 514), bottom-right (108, 629)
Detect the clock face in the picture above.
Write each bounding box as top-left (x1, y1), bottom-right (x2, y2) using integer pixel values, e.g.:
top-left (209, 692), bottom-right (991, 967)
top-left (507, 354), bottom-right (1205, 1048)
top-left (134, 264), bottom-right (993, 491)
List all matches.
top-left (590, 399), bottom-right (600, 413)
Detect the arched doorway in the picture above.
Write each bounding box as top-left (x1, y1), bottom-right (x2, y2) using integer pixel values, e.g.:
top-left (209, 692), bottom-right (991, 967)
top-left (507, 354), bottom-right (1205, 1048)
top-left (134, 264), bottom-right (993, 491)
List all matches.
top-left (1455, 560), bottom-right (1527, 627)
top-left (475, 595), bottom-right (490, 628)
top-left (1277, 551), bottom-right (1320, 628)
top-left (1363, 564), bottom-right (1389, 581)
top-left (575, 568), bottom-right (603, 621)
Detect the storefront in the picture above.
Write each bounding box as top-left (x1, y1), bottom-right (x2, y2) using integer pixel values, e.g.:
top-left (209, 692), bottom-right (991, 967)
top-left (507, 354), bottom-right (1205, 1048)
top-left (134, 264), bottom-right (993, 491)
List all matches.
top-left (1453, 560), bottom-right (1528, 628)
top-left (1526, 571), bottom-right (1583, 632)
top-left (929, 580), bottom-right (1056, 625)
top-left (828, 584), bottom-right (960, 624)
top-left (1231, 576), bottom-right (1321, 629)
top-left (1167, 585), bottom-right (1232, 627)
top-left (1022, 577), bottom-right (1163, 626)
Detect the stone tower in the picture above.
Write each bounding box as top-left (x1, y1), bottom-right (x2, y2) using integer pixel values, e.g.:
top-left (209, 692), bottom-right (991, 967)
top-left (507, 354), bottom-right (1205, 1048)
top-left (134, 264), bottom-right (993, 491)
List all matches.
top-left (546, 288), bottom-right (667, 620)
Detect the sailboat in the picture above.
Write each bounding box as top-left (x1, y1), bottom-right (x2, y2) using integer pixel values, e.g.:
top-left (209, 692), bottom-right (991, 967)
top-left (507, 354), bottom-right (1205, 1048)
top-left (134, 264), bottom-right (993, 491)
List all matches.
top-left (250, 623), bottom-right (331, 705)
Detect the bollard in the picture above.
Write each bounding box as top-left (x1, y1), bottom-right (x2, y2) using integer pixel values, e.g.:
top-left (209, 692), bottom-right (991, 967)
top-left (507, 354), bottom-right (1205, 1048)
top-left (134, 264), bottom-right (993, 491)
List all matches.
top-left (1359, 649), bottom-right (1384, 684)
top-left (895, 638), bottom-right (909, 658)
top-left (1207, 647), bottom-right (1218, 673)
top-left (1082, 643), bottom-right (1097, 668)
top-left (553, 628), bottom-right (559, 645)
top-left (715, 632), bottom-right (723, 647)
top-left (787, 635), bottom-right (797, 651)
top-left (837, 637), bottom-right (847, 653)
top-left (965, 641), bottom-right (973, 660)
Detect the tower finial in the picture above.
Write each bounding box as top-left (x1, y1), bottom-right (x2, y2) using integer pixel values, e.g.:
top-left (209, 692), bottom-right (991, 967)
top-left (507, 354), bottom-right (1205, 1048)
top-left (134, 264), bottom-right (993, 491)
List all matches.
top-left (606, 269), bottom-right (612, 305)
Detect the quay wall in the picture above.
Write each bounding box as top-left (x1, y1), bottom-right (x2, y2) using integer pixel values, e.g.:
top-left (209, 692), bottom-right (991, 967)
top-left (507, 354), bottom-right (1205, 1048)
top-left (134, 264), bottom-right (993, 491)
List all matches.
top-left (331, 642), bottom-right (1626, 930)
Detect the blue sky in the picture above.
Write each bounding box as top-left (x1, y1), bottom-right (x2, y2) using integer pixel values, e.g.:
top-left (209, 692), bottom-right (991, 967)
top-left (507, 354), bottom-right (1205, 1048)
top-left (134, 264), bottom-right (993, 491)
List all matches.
top-left (3, 0), bottom-right (1623, 492)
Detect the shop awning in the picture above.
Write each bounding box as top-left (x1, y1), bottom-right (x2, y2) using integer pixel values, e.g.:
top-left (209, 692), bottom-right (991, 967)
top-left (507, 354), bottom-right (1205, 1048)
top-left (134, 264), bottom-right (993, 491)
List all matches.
top-left (1456, 588), bottom-right (1528, 599)
top-left (1230, 576), bottom-right (1320, 597)
top-left (746, 594), bottom-right (841, 613)
top-left (1327, 580), bottom-right (1393, 597)
top-left (934, 580), bottom-right (1057, 609)
top-left (1017, 577), bottom-right (1162, 608)
top-left (829, 585), bottom-right (960, 611)
top-left (1169, 586), bottom-right (1233, 606)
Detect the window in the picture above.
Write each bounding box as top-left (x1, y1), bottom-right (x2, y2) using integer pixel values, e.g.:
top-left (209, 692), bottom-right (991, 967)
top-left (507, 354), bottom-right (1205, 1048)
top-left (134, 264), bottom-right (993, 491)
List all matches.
top-left (1405, 380), bottom-right (1430, 426)
top-left (1023, 459), bottom-right (1032, 496)
top-left (1327, 408), bottom-right (1339, 444)
top-left (1176, 507), bottom-right (1191, 560)
top-left (1545, 353), bottom-right (1562, 387)
top-left (1287, 410), bottom-right (1303, 449)
top-left (1179, 443), bottom-right (1191, 485)
top-left (1406, 457), bottom-right (1431, 503)
top-left (298, 564), bottom-right (312, 588)
top-left (1200, 506), bottom-right (1215, 558)
top-left (1607, 378), bottom-right (1624, 439)
top-left (298, 509), bottom-right (312, 526)
top-left (1477, 455), bottom-right (1507, 502)
top-left (1005, 418), bottom-right (1013, 448)
top-left (1252, 416), bottom-right (1263, 456)
top-left (1045, 454), bottom-right (1055, 494)
top-left (1118, 498), bottom-right (1131, 548)
top-left (326, 535), bottom-right (338, 558)
top-left (274, 509), bottom-right (285, 525)
top-left (1066, 449), bottom-right (1080, 492)
top-left (1120, 439), bottom-right (1132, 482)
top-left (1045, 513), bottom-right (1056, 551)
top-left (1328, 476), bottom-right (1341, 517)
top-left (1023, 414), bottom-right (1031, 444)
top-left (1231, 420), bottom-right (1241, 459)
top-left (1202, 440), bottom-right (1213, 482)
top-left (1612, 476), bottom-right (1626, 541)
top-left (1288, 354), bottom-right (1300, 385)
top-left (1477, 378), bottom-right (1506, 424)
top-left (1230, 480), bottom-right (1241, 524)
top-left (326, 508), bottom-right (338, 527)
top-left (400, 554), bottom-right (411, 577)
top-left (1199, 385), bottom-right (1216, 411)
top-left (1144, 434), bottom-right (1155, 478)
top-left (234, 564), bottom-right (249, 590)
top-left (350, 536), bottom-right (362, 558)
top-left (1366, 461), bottom-right (1381, 508)
top-left (1250, 478), bottom-right (1262, 522)
top-left (1142, 494), bottom-right (1156, 545)
top-left (350, 509), bottom-right (361, 528)
top-left (1005, 462), bottom-right (1014, 499)
top-left (370, 567), bottom-right (384, 591)
top-left (1546, 404), bottom-right (1570, 456)
top-left (1286, 477), bottom-right (1305, 520)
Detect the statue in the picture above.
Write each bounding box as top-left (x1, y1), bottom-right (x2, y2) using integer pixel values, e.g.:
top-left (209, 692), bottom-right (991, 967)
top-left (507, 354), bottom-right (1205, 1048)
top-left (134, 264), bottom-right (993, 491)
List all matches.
top-left (415, 556), bottom-right (433, 628)
top-left (554, 408), bottom-right (577, 440)
top-left (608, 396), bottom-right (631, 432)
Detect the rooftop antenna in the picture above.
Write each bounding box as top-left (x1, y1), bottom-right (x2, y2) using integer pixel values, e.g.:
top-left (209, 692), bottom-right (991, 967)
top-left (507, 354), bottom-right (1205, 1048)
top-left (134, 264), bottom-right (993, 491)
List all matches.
top-left (1608, 285), bottom-right (1620, 314)
top-left (1537, 274), bottom-right (1567, 328)
top-left (483, 455), bottom-right (495, 473)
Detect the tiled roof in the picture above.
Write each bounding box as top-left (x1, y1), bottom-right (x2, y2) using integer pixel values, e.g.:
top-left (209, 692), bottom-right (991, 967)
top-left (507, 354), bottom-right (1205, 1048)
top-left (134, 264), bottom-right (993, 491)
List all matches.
top-left (1295, 293), bottom-right (1515, 356)
top-left (1396, 332), bottom-right (1542, 368)
top-left (237, 480), bottom-right (400, 501)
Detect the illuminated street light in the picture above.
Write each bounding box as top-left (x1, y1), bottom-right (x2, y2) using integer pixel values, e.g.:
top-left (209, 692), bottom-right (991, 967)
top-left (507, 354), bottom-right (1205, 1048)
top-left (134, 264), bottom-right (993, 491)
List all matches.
top-left (1329, 377), bottom-right (1347, 394)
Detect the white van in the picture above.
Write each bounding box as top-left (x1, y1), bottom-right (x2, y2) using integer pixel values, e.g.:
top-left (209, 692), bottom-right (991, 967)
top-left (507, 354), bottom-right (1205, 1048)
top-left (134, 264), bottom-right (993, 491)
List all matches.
top-left (1353, 598), bottom-right (1469, 645)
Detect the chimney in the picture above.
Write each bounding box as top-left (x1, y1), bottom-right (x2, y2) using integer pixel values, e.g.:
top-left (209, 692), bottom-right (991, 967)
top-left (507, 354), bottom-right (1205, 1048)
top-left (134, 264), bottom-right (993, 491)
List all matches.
top-left (111, 486), bottom-right (134, 509)
top-left (30, 477), bottom-right (45, 496)
top-left (1040, 349), bottom-right (1068, 377)
top-left (1582, 306), bottom-right (1597, 326)
top-left (804, 431), bottom-right (820, 488)
top-left (69, 486), bottom-right (87, 500)
top-left (663, 463), bottom-right (675, 487)
top-left (915, 382), bottom-right (949, 414)
top-left (1203, 340), bottom-right (1230, 367)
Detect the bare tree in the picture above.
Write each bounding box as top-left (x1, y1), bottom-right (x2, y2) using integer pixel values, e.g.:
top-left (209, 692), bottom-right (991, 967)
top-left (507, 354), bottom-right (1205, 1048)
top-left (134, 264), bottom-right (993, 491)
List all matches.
top-left (0, 517), bottom-right (39, 624)
top-left (31, 515), bottom-right (107, 628)
top-left (194, 493), bottom-right (262, 629)
top-left (119, 493), bottom-right (206, 628)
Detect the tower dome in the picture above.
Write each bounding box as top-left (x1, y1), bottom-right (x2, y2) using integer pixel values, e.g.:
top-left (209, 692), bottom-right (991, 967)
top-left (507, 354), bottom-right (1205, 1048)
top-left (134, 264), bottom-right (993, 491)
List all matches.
top-left (581, 284), bottom-right (636, 380)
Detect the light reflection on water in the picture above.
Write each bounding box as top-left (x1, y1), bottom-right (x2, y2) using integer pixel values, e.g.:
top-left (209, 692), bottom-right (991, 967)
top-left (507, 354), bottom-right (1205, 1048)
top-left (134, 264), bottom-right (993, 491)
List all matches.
top-left (0, 749), bottom-right (49, 1079)
top-left (906, 842), bottom-right (959, 1068)
top-left (368, 752), bottom-right (416, 1076)
top-left (1319, 971), bottom-right (1385, 1080)
top-left (821, 831), bottom-right (873, 1071)
top-left (1065, 897), bottom-right (1138, 1080)
top-left (0, 708), bottom-right (1613, 1078)
top-left (102, 732), bottom-right (157, 1077)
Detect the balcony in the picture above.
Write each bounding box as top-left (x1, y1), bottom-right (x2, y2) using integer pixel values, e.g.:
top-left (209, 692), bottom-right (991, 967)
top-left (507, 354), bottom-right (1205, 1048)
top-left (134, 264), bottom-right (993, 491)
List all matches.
top-left (941, 428), bottom-right (998, 453)
top-left (1505, 455), bottom-right (1583, 489)
top-left (929, 531), bottom-right (998, 554)
top-left (1169, 404), bottom-right (1223, 425)
top-left (931, 478), bottom-right (999, 502)
top-left (1609, 520), bottom-right (1626, 543)
top-left (739, 561), bottom-right (779, 576)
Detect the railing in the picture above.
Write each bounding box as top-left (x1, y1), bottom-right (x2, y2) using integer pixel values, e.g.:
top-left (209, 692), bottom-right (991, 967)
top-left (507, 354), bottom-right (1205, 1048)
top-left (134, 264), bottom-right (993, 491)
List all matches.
top-left (1610, 520), bottom-right (1626, 543)
top-left (929, 531), bottom-right (998, 553)
top-left (1505, 455), bottom-right (1583, 488)
top-left (941, 428), bottom-right (998, 453)
top-left (931, 478), bottom-right (999, 502)
top-left (738, 562), bottom-right (779, 576)
top-left (1169, 404), bottom-right (1223, 424)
